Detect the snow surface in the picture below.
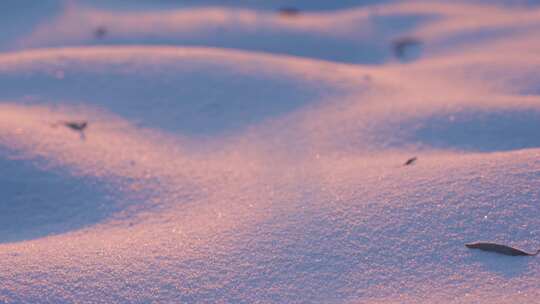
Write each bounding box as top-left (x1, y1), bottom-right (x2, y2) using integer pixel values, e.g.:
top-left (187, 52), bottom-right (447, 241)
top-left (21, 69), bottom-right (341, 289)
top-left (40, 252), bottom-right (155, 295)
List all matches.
top-left (0, 1), bottom-right (540, 303)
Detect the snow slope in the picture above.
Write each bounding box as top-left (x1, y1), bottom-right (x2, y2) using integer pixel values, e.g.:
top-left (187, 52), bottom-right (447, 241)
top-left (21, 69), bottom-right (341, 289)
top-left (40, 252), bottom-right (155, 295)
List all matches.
top-left (0, 1), bottom-right (540, 303)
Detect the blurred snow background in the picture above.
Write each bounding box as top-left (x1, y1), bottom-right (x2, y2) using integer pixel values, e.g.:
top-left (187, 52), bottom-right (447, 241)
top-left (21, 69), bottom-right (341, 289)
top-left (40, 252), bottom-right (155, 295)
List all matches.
top-left (0, 0), bottom-right (539, 303)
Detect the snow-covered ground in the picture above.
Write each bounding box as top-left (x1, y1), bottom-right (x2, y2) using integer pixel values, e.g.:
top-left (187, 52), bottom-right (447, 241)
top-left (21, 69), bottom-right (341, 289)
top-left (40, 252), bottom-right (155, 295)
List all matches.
top-left (1, 1), bottom-right (540, 303)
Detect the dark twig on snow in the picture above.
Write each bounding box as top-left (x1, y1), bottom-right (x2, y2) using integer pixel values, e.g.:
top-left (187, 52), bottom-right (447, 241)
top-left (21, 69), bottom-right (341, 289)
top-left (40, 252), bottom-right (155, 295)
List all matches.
top-left (52, 120), bottom-right (88, 140)
top-left (466, 242), bottom-right (540, 256)
top-left (94, 26), bottom-right (107, 39)
top-left (278, 7), bottom-right (300, 17)
top-left (404, 157), bottom-right (417, 166)
top-left (63, 121), bottom-right (88, 131)
top-left (392, 37), bottom-right (422, 60)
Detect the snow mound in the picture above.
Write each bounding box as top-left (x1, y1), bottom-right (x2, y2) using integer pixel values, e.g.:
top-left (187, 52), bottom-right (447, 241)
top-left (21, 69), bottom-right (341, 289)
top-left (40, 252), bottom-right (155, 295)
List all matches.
top-left (1, 1), bottom-right (540, 303)
top-left (410, 109), bottom-right (540, 152)
top-left (0, 152), bottom-right (119, 244)
top-left (0, 46), bottom-right (355, 136)
top-left (12, 2), bottom-right (429, 63)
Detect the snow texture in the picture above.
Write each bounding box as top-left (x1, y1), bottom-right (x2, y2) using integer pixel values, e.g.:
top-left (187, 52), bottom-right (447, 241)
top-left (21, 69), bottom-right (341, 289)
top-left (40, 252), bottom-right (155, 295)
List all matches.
top-left (0, 0), bottom-right (540, 303)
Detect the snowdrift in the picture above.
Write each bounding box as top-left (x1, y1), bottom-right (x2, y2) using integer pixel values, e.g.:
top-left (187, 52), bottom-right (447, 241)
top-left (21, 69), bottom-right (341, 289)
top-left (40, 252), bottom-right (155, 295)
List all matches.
top-left (0, 1), bottom-right (539, 303)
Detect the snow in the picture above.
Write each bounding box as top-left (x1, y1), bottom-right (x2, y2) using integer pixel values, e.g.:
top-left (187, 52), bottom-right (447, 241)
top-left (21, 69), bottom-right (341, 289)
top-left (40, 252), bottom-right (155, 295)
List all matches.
top-left (0, 1), bottom-right (540, 303)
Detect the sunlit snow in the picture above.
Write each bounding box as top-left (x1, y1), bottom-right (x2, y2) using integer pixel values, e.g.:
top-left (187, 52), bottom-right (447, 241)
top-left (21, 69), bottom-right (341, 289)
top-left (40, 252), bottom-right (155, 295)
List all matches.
top-left (0, 1), bottom-right (540, 303)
